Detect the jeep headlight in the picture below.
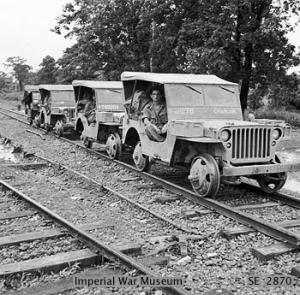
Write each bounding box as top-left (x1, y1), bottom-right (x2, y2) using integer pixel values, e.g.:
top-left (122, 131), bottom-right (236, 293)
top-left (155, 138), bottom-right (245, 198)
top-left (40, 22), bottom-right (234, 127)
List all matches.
top-left (113, 114), bottom-right (120, 123)
top-left (113, 113), bottom-right (125, 124)
top-left (272, 128), bottom-right (281, 140)
top-left (220, 129), bottom-right (231, 141)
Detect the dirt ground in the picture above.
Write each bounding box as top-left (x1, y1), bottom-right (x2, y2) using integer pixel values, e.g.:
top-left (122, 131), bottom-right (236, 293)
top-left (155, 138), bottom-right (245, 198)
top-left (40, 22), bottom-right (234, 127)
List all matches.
top-left (275, 129), bottom-right (300, 195)
top-left (0, 97), bottom-right (300, 295)
top-left (277, 129), bottom-right (300, 151)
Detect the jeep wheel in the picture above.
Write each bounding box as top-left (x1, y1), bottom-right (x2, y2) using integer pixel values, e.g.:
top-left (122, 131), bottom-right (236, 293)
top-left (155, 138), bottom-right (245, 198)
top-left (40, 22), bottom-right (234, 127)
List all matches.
top-left (106, 132), bottom-right (121, 159)
top-left (83, 136), bottom-right (92, 148)
top-left (257, 155), bottom-right (287, 194)
top-left (32, 115), bottom-right (41, 128)
top-left (188, 153), bottom-right (220, 198)
top-left (133, 141), bottom-right (150, 171)
top-left (54, 120), bottom-right (64, 137)
top-left (45, 123), bottom-right (51, 132)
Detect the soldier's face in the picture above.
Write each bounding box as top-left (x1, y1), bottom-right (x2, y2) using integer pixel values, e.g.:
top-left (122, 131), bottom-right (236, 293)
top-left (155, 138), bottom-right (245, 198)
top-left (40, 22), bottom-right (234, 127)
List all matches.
top-left (150, 90), bottom-right (161, 102)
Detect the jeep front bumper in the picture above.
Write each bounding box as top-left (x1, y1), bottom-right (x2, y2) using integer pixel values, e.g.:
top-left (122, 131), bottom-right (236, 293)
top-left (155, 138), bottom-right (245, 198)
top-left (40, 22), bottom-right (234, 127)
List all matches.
top-left (223, 162), bottom-right (300, 177)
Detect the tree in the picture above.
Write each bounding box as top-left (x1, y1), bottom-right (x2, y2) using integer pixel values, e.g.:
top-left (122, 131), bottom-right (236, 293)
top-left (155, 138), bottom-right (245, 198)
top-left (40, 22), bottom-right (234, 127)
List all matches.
top-left (139, 0), bottom-right (300, 111)
top-left (177, 0), bottom-right (300, 113)
top-left (36, 55), bottom-right (58, 84)
top-left (54, 0), bottom-right (150, 80)
top-left (138, 0), bottom-right (186, 72)
top-left (0, 72), bottom-right (8, 92)
top-left (26, 71), bottom-right (39, 85)
top-left (0, 72), bottom-right (17, 93)
top-left (54, 0), bottom-right (300, 111)
top-left (269, 73), bottom-right (300, 109)
top-left (56, 39), bottom-right (103, 82)
top-left (4, 57), bottom-right (31, 91)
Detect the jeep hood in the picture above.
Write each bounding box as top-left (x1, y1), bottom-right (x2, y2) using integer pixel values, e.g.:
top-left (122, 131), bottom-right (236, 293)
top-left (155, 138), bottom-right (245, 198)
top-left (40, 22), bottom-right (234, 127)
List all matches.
top-left (172, 119), bottom-right (269, 130)
top-left (169, 119), bottom-right (285, 139)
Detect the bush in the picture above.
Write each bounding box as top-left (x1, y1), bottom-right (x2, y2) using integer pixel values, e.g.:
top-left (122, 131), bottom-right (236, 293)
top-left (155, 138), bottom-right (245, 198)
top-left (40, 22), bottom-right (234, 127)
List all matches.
top-left (255, 109), bottom-right (300, 128)
top-left (0, 91), bottom-right (23, 101)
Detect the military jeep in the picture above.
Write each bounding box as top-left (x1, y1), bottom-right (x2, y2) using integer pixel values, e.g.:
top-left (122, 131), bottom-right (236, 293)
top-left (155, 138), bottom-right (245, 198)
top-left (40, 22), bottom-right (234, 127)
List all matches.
top-left (72, 80), bottom-right (124, 158)
top-left (121, 71), bottom-right (300, 198)
top-left (36, 85), bottom-right (75, 135)
top-left (23, 85), bottom-right (41, 124)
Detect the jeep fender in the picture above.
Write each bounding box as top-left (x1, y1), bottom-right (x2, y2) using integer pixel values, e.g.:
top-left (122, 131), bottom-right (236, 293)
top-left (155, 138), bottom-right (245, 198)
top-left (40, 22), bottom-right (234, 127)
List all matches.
top-left (123, 127), bottom-right (140, 147)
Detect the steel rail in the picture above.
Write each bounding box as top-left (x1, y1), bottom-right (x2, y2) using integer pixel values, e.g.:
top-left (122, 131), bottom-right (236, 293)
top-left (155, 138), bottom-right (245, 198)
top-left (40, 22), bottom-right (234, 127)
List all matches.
top-left (34, 154), bottom-right (197, 235)
top-left (54, 137), bottom-right (300, 246)
top-left (0, 109), bottom-right (30, 125)
top-left (0, 108), bottom-right (196, 234)
top-left (138, 175), bottom-right (300, 246)
top-left (240, 182), bottom-right (300, 209)
top-left (0, 180), bottom-right (189, 295)
top-left (1, 107), bottom-right (300, 247)
top-left (0, 108), bottom-right (26, 117)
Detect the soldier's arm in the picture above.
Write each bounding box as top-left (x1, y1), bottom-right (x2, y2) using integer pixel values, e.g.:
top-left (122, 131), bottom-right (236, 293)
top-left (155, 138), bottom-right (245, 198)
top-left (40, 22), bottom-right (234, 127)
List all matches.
top-left (141, 106), bottom-right (151, 125)
top-left (161, 122), bottom-right (169, 134)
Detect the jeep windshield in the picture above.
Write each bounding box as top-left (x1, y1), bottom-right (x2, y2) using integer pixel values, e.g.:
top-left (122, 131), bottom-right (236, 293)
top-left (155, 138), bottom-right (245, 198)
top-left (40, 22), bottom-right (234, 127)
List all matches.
top-left (95, 89), bottom-right (124, 111)
top-left (95, 89), bottom-right (123, 104)
top-left (165, 84), bottom-right (239, 107)
top-left (165, 83), bottom-right (242, 120)
top-left (32, 92), bottom-right (40, 103)
top-left (51, 91), bottom-right (74, 108)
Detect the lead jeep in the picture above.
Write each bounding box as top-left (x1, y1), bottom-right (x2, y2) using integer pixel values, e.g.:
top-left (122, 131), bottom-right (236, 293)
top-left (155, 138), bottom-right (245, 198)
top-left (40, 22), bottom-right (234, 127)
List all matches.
top-left (121, 71), bottom-right (300, 198)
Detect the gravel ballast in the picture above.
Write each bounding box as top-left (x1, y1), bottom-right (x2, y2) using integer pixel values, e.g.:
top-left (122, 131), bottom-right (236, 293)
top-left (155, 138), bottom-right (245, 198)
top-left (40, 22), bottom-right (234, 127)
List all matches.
top-left (0, 110), bottom-right (300, 294)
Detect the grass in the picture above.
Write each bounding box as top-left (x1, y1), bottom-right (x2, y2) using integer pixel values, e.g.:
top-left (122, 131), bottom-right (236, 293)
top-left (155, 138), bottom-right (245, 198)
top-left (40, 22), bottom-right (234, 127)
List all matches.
top-left (255, 108), bottom-right (300, 128)
top-left (0, 91), bottom-right (23, 101)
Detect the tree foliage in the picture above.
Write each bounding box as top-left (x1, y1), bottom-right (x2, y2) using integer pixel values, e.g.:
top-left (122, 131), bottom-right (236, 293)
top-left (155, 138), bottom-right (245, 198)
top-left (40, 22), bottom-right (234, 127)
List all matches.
top-left (54, 0), bottom-right (300, 110)
top-left (36, 55), bottom-right (58, 84)
top-left (55, 0), bottom-right (150, 80)
top-left (56, 39), bottom-right (105, 82)
top-left (4, 57), bottom-right (32, 91)
top-left (0, 72), bottom-right (8, 92)
top-left (177, 0), bottom-right (300, 112)
top-left (0, 72), bottom-right (15, 93)
top-left (269, 73), bottom-right (300, 109)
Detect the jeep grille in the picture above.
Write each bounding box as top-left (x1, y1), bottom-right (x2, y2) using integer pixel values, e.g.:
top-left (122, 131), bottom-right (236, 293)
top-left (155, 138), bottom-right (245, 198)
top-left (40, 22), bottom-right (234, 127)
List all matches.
top-left (69, 109), bottom-right (75, 119)
top-left (231, 127), bottom-right (272, 162)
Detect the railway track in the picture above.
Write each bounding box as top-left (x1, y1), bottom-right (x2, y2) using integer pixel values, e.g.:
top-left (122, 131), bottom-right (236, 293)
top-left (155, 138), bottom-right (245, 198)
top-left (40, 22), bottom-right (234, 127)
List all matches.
top-left (0, 156), bottom-right (190, 294)
top-left (1, 107), bottom-right (300, 250)
top-left (1, 106), bottom-right (300, 294)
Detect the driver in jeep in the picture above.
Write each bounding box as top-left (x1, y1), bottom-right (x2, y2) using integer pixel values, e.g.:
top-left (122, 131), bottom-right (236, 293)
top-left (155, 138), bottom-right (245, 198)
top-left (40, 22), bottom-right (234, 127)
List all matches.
top-left (142, 87), bottom-right (168, 142)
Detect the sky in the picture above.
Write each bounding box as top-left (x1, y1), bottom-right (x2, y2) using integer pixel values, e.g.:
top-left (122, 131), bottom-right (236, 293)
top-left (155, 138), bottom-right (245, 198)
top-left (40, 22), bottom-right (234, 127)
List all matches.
top-left (287, 16), bottom-right (300, 73)
top-left (0, 0), bottom-right (299, 74)
top-left (0, 0), bottom-right (75, 73)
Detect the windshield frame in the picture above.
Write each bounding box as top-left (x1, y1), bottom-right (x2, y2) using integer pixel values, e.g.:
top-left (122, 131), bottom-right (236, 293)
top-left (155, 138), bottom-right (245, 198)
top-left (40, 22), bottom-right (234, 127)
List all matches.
top-left (164, 83), bottom-right (242, 120)
top-left (95, 88), bottom-right (124, 112)
top-left (51, 90), bottom-right (75, 108)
